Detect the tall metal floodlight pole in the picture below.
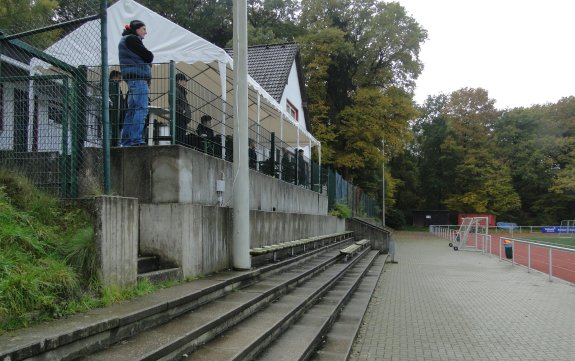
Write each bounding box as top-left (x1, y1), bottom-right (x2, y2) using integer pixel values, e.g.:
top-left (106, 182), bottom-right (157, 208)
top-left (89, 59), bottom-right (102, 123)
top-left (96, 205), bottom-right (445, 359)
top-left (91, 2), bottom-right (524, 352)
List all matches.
top-left (232, 0), bottom-right (251, 269)
top-left (382, 138), bottom-right (386, 227)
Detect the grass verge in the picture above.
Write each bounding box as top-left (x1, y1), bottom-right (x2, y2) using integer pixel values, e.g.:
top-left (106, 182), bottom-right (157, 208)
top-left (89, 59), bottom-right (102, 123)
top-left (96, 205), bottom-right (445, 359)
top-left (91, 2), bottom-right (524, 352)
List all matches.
top-left (0, 170), bottom-right (176, 334)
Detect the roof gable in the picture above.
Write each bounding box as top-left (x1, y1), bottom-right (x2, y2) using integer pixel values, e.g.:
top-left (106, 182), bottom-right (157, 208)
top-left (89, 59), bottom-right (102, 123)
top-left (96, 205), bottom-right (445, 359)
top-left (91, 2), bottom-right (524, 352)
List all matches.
top-left (227, 43), bottom-right (298, 102)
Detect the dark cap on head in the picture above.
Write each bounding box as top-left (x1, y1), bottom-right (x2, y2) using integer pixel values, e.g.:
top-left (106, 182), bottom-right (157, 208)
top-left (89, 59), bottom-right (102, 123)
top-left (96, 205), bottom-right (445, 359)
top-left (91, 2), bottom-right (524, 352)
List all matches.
top-left (109, 70), bottom-right (122, 79)
top-left (123, 20), bottom-right (145, 35)
top-left (176, 73), bottom-right (188, 82)
top-left (130, 20), bottom-right (145, 31)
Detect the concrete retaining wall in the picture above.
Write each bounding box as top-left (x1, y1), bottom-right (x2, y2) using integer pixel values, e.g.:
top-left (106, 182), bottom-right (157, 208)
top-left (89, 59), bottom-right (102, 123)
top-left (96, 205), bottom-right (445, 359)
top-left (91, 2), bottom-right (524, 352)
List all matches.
top-left (139, 203), bottom-right (231, 277)
top-left (92, 196), bottom-right (139, 287)
top-left (139, 203), bottom-right (345, 278)
top-left (111, 145), bottom-right (328, 215)
top-left (250, 211), bottom-right (346, 247)
top-left (345, 218), bottom-right (391, 253)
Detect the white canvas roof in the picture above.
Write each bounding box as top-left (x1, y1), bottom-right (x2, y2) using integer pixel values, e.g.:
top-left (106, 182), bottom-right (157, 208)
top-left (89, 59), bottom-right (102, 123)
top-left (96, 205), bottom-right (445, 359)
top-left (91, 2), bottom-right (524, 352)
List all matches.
top-left (31, 0), bottom-right (318, 147)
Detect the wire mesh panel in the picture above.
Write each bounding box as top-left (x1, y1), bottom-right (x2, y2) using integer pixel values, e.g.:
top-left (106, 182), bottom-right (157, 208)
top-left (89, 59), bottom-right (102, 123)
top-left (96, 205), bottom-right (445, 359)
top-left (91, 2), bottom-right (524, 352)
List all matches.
top-left (0, 0), bottom-right (375, 211)
top-left (326, 167), bottom-right (378, 218)
top-left (0, 1), bottom-right (105, 198)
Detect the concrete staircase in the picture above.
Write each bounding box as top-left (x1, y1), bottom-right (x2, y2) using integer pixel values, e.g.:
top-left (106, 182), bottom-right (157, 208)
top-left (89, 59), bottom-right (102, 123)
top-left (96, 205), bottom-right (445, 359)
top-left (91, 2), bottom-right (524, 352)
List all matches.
top-left (0, 233), bottom-right (386, 361)
top-left (137, 254), bottom-right (182, 284)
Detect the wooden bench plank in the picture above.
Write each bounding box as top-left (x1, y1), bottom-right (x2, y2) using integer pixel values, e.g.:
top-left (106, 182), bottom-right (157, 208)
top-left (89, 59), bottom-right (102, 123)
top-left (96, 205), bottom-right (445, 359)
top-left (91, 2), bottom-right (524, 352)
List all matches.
top-left (250, 231), bottom-right (355, 257)
top-left (356, 239), bottom-right (371, 246)
top-left (340, 244), bottom-right (361, 254)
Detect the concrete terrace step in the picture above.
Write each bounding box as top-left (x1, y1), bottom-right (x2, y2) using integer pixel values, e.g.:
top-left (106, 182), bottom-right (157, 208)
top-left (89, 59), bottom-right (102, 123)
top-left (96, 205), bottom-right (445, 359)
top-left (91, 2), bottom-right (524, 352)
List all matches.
top-left (0, 236), bottom-right (354, 361)
top-left (137, 267), bottom-right (182, 284)
top-left (311, 254), bottom-right (386, 361)
top-left (186, 248), bottom-right (376, 361)
top-left (76, 247), bottom-right (348, 361)
top-left (256, 251), bottom-right (383, 361)
top-left (137, 255), bottom-right (160, 274)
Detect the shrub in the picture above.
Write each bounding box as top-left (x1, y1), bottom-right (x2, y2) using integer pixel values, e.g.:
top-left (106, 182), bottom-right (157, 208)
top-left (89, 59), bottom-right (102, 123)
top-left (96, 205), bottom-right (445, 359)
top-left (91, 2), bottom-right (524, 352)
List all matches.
top-left (329, 203), bottom-right (352, 218)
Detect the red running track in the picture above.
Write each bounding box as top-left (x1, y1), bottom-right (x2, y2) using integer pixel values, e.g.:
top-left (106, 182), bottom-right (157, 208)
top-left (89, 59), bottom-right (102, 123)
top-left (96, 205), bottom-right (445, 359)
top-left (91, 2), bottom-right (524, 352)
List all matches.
top-left (489, 234), bottom-right (575, 284)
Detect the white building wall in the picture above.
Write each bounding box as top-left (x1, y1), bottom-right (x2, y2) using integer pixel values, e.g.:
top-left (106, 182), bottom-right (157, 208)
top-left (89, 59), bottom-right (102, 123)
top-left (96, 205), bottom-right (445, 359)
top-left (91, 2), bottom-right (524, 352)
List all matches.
top-left (280, 62), bottom-right (307, 132)
top-left (280, 61), bottom-right (310, 156)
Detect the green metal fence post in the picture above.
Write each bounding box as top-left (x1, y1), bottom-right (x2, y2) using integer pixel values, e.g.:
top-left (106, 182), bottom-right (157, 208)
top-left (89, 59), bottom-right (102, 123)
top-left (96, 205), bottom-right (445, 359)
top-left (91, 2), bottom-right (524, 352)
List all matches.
top-left (101, 0), bottom-right (110, 193)
top-left (270, 132), bottom-right (276, 177)
top-left (61, 78), bottom-right (70, 197)
top-left (169, 60), bottom-right (176, 144)
top-left (70, 66), bottom-right (88, 198)
top-left (328, 168), bottom-right (336, 211)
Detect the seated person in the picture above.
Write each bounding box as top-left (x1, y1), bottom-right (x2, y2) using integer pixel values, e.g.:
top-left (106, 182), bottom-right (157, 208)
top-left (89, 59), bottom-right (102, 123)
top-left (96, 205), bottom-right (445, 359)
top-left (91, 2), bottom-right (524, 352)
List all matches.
top-left (249, 138), bottom-right (257, 170)
top-left (196, 114), bottom-right (215, 153)
top-left (175, 73), bottom-right (191, 145)
top-left (225, 135), bottom-right (233, 162)
top-left (281, 148), bottom-right (295, 182)
top-left (197, 114), bottom-right (214, 138)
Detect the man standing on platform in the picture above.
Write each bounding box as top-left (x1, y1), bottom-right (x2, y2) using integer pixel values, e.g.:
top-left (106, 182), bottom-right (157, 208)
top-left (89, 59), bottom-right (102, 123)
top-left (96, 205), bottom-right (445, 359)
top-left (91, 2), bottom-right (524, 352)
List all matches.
top-left (118, 19), bottom-right (154, 146)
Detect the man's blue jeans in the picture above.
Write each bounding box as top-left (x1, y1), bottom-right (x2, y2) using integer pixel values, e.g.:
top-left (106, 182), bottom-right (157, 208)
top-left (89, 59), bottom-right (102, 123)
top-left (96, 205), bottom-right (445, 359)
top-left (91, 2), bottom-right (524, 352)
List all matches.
top-left (121, 79), bottom-right (149, 146)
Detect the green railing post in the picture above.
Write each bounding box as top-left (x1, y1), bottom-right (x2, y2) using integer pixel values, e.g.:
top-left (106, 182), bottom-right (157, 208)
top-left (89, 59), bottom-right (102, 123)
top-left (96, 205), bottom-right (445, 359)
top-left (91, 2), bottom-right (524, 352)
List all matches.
top-left (101, 0), bottom-right (110, 193)
top-left (169, 60), bottom-right (176, 144)
top-left (60, 78), bottom-right (70, 197)
top-left (270, 132), bottom-right (276, 177)
top-left (328, 168), bottom-right (336, 210)
top-left (70, 66), bottom-right (88, 198)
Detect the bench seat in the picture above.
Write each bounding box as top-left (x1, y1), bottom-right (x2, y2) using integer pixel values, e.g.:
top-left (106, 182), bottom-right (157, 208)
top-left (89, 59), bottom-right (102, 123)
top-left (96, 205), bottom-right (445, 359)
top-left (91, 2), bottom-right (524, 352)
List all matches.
top-left (249, 231), bottom-right (354, 264)
top-left (355, 239), bottom-right (371, 246)
top-left (340, 244), bottom-right (361, 255)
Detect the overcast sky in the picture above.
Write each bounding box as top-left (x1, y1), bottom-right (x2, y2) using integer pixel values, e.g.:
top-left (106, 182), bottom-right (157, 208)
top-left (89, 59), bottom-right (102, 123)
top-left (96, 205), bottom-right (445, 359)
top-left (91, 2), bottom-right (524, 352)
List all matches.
top-left (396, 0), bottom-right (575, 109)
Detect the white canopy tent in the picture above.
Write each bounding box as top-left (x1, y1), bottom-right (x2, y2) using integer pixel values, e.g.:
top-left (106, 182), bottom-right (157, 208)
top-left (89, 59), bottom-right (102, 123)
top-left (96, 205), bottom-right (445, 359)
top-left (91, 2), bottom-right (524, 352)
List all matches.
top-left (31, 0), bottom-right (318, 149)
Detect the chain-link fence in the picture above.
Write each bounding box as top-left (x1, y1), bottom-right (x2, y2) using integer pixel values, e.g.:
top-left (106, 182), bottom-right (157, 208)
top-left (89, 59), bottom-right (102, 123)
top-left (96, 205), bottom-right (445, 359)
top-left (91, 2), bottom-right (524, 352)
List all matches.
top-left (327, 168), bottom-right (379, 218)
top-left (0, 0), bottom-right (378, 216)
top-left (0, 1), bottom-right (105, 198)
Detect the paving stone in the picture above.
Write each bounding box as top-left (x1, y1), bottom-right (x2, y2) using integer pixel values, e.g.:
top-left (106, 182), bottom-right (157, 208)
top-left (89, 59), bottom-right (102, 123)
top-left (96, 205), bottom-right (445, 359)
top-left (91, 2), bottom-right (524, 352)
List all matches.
top-left (348, 231), bottom-right (575, 361)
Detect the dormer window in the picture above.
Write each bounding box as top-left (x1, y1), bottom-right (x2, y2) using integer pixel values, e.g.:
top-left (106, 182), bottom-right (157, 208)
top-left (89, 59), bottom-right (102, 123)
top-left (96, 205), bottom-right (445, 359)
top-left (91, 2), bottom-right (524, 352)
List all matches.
top-left (286, 100), bottom-right (298, 122)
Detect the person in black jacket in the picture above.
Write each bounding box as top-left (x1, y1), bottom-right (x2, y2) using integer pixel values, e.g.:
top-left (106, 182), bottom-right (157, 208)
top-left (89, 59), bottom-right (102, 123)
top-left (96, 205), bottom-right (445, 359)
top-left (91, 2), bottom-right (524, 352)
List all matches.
top-left (297, 148), bottom-right (307, 186)
top-left (196, 114), bottom-right (214, 153)
top-left (248, 138), bottom-right (257, 170)
top-left (281, 148), bottom-right (295, 183)
top-left (175, 73), bottom-right (191, 145)
top-left (109, 70), bottom-right (126, 146)
top-left (118, 20), bottom-right (154, 146)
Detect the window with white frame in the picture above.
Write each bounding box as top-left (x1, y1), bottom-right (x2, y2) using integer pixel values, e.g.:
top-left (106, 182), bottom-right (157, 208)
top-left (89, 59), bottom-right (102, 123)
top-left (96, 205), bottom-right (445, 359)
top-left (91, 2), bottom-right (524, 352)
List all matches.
top-left (286, 100), bottom-right (298, 122)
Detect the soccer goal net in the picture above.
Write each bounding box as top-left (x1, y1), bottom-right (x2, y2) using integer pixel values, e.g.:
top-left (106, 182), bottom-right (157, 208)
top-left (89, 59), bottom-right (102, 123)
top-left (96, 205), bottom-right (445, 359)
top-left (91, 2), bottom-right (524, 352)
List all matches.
top-left (559, 220), bottom-right (575, 238)
top-left (451, 217), bottom-right (489, 251)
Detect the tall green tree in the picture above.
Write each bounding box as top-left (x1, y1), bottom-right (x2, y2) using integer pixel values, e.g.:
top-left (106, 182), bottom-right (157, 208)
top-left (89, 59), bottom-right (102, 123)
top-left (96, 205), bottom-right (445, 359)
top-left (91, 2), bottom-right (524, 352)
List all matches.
top-left (299, 27), bottom-right (353, 164)
top-left (138, 0), bottom-right (234, 47)
top-left (53, 0), bottom-right (97, 21)
top-left (299, 1), bottom-right (425, 170)
top-left (542, 97), bottom-right (575, 222)
top-left (491, 107), bottom-right (557, 222)
top-left (0, 0), bottom-right (59, 48)
top-left (412, 94), bottom-right (450, 210)
top-left (335, 87), bottom-right (415, 198)
top-left (440, 88), bottom-right (520, 215)
top-left (352, 1), bottom-right (427, 90)
top-left (246, 0), bottom-right (302, 45)
top-left (137, 0), bottom-right (301, 47)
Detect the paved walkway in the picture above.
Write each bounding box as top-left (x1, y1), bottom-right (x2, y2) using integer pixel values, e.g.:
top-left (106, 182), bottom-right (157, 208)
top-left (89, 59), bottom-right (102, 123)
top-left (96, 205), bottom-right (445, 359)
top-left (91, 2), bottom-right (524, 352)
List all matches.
top-left (348, 231), bottom-right (575, 361)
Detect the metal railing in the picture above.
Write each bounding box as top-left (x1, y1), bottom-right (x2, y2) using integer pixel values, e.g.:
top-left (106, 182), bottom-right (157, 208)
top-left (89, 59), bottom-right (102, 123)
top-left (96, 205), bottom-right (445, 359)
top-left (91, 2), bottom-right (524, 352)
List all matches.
top-left (498, 237), bottom-right (575, 284)
top-left (431, 225), bottom-right (575, 285)
top-left (0, 0), bottom-right (378, 216)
